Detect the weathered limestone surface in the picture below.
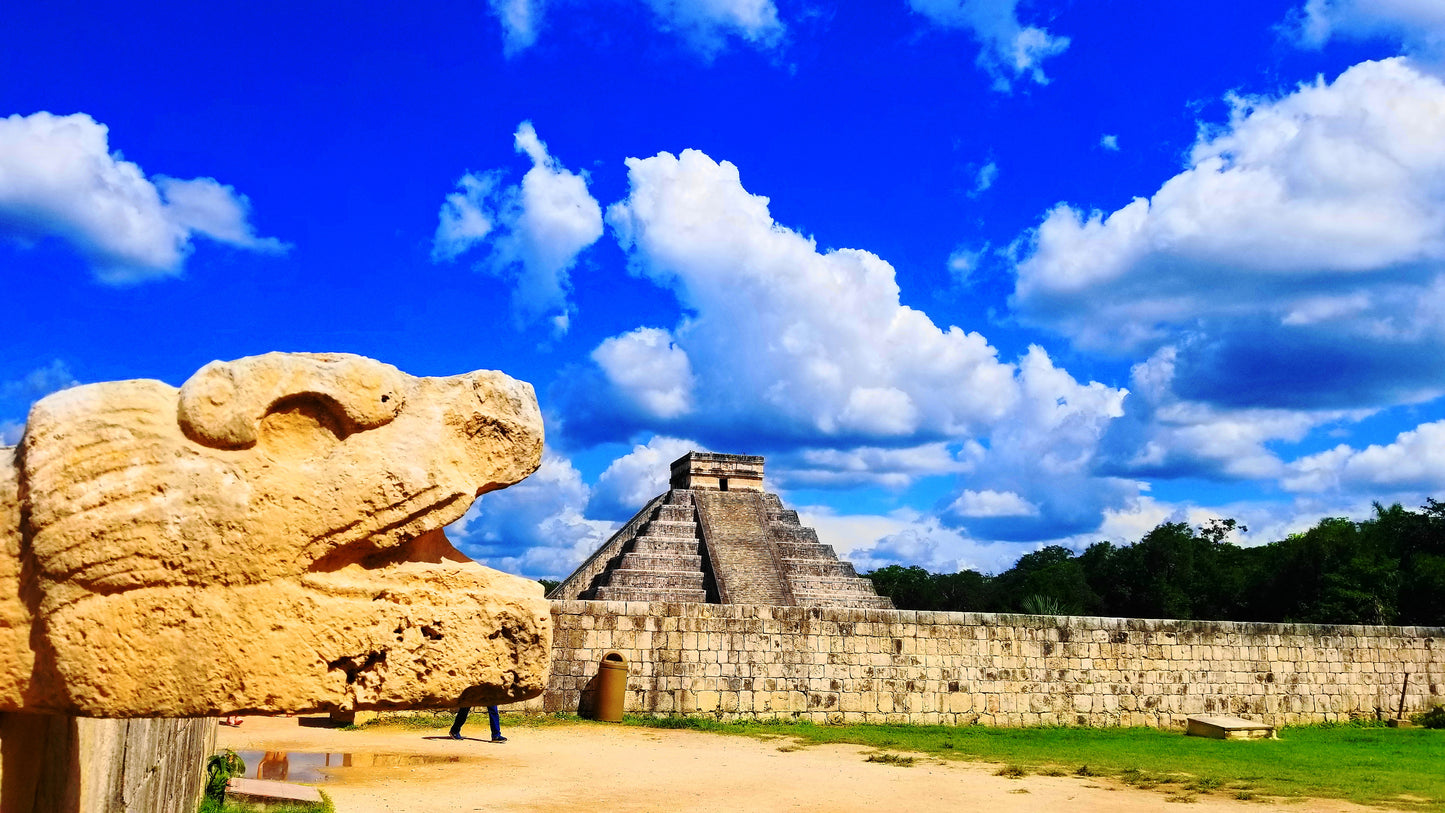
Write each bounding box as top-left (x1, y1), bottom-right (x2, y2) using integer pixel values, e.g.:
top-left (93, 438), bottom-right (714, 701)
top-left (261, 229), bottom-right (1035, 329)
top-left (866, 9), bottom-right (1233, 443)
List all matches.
top-left (0, 449), bottom-right (24, 709)
top-left (0, 714), bottom-right (215, 813)
top-left (0, 352), bottom-right (552, 718)
top-left (530, 601), bottom-right (1445, 729)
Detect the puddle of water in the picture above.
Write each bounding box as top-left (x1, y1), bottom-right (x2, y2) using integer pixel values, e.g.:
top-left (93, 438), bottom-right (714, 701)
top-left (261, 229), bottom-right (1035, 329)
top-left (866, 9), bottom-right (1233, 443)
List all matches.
top-left (235, 751), bottom-right (463, 784)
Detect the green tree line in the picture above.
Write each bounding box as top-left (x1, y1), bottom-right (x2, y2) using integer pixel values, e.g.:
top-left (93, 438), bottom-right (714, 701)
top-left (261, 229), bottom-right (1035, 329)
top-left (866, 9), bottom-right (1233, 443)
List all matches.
top-left (863, 501), bottom-right (1445, 626)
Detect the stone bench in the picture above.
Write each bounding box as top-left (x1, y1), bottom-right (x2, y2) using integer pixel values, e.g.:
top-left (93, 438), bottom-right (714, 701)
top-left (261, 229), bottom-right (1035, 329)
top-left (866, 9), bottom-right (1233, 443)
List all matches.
top-left (227, 777), bottom-right (323, 805)
top-left (1184, 715), bottom-right (1277, 740)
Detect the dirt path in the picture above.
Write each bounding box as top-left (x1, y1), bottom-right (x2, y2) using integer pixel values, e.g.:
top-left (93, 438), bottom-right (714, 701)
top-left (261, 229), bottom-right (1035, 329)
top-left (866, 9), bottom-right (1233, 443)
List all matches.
top-left (218, 715), bottom-right (1373, 813)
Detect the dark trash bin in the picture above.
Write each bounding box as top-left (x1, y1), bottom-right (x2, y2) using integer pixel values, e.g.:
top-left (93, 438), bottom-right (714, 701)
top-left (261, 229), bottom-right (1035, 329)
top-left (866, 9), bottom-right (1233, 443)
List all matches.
top-left (595, 651), bottom-right (628, 722)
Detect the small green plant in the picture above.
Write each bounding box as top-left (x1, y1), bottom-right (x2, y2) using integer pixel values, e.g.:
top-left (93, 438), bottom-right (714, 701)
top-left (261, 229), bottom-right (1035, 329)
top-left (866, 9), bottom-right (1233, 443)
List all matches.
top-left (1185, 777), bottom-right (1223, 793)
top-left (1075, 764), bottom-right (1102, 777)
top-left (995, 764), bottom-right (1028, 778)
top-left (204, 750), bottom-right (245, 800)
top-left (1412, 704), bottom-right (1445, 729)
top-left (866, 752), bottom-right (916, 766)
top-left (1020, 594), bottom-right (1064, 616)
top-left (1119, 768), bottom-right (1158, 789)
top-left (1038, 766), bottom-right (1067, 777)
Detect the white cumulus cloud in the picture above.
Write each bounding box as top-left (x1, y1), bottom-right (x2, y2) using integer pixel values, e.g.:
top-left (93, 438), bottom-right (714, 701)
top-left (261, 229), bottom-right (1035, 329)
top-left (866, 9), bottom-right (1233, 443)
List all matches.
top-left (1094, 346), bottom-right (1362, 483)
top-left (772, 442), bottom-right (978, 490)
top-left (566, 146), bottom-right (1130, 542)
top-left (591, 327), bottom-right (695, 419)
top-left (490, 0), bottom-right (545, 55)
top-left (972, 161), bottom-right (998, 195)
top-left (0, 112), bottom-right (286, 284)
top-left (834, 489), bottom-right (1391, 577)
top-left (1290, 0), bottom-right (1445, 62)
top-left (1284, 419), bottom-right (1445, 493)
top-left (813, 506), bottom-right (1037, 574)
top-left (641, 0), bottom-right (784, 57)
top-left (432, 121), bottom-right (602, 335)
top-left (587, 435), bottom-right (704, 519)
top-left (949, 489), bottom-right (1039, 517)
top-left (601, 147), bottom-right (1029, 442)
top-left (908, 0), bottom-right (1070, 91)
top-left (1013, 58), bottom-right (1445, 412)
top-left (941, 345), bottom-right (1131, 540)
top-left (448, 448), bottom-right (616, 578)
top-left (432, 174), bottom-right (498, 262)
top-left (487, 0), bottom-right (782, 58)
top-left (947, 245), bottom-right (983, 285)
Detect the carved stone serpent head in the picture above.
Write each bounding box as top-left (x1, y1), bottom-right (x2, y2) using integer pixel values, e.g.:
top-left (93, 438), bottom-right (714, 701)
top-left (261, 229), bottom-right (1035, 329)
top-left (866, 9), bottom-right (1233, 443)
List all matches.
top-left (0, 352), bottom-right (550, 717)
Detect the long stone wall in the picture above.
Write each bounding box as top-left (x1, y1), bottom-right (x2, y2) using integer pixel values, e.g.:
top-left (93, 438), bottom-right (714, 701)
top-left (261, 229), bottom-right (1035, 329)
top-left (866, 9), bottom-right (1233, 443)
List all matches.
top-left (522, 601), bottom-right (1444, 728)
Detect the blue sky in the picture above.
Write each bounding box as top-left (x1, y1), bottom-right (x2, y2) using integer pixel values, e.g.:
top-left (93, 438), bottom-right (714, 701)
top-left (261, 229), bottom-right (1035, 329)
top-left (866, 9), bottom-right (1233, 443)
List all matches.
top-left (6, 0), bottom-right (1445, 579)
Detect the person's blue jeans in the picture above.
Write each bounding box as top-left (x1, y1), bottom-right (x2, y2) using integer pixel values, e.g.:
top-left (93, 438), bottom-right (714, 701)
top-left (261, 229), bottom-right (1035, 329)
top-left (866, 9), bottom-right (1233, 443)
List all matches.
top-left (449, 706), bottom-right (502, 739)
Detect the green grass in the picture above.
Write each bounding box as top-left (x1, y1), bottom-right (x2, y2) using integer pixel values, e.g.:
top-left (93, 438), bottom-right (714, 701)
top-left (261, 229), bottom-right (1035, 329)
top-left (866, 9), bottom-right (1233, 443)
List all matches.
top-left (347, 710), bottom-right (456, 730)
top-left (592, 715), bottom-right (1445, 809)
top-left (350, 709), bottom-right (579, 731)
top-left (198, 789), bottom-right (333, 813)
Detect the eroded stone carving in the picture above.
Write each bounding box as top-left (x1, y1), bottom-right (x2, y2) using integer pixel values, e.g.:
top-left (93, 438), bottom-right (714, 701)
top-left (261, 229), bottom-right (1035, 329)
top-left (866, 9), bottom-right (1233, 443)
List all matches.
top-left (0, 352), bottom-right (549, 717)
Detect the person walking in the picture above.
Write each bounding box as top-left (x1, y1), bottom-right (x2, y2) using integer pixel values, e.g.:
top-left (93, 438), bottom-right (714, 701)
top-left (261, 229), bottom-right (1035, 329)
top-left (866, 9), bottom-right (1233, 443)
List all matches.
top-left (449, 705), bottom-right (506, 742)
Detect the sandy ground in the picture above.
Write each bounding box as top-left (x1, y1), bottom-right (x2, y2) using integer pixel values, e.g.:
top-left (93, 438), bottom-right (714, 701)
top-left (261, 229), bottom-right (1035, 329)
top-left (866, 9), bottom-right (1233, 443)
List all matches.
top-left (217, 715), bottom-right (1377, 813)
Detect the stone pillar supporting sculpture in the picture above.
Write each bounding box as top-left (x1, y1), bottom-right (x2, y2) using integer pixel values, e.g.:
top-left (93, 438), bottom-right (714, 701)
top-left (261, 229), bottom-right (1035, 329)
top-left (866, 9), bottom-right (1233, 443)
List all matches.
top-left (0, 352), bottom-right (552, 812)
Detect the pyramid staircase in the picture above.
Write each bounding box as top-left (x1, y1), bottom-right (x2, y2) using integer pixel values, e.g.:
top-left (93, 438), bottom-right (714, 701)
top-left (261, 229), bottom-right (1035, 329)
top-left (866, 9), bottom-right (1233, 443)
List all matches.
top-left (585, 490), bottom-right (711, 603)
top-left (762, 494), bottom-right (893, 609)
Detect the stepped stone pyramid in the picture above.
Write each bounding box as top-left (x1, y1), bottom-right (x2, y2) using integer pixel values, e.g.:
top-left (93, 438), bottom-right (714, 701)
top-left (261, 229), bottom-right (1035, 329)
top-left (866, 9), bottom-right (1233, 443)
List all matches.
top-left (549, 452), bottom-right (892, 609)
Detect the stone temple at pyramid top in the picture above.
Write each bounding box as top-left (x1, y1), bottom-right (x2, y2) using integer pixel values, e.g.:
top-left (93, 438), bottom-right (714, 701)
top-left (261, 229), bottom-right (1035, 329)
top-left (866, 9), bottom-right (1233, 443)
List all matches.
top-left (668, 451), bottom-right (764, 491)
top-left (549, 452), bottom-right (892, 609)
